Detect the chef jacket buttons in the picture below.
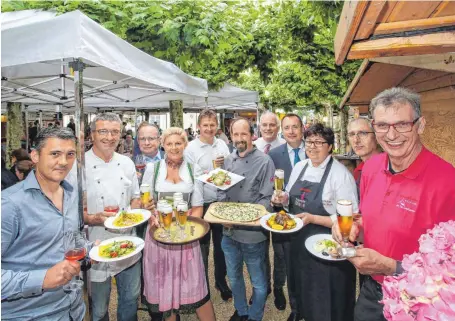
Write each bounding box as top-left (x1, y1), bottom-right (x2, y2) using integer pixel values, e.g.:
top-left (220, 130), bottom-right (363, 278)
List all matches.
top-left (94, 166), bottom-right (96, 169)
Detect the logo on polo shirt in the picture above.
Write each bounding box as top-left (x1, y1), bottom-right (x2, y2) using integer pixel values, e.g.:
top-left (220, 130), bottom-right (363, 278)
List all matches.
top-left (396, 197), bottom-right (417, 213)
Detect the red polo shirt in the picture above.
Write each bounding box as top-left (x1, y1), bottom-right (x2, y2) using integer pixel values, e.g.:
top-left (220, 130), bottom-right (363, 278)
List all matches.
top-left (360, 147), bottom-right (455, 283)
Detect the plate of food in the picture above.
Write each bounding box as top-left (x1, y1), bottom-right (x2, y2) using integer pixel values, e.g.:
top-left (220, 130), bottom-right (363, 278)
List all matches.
top-left (204, 202), bottom-right (267, 225)
top-left (260, 211), bottom-right (303, 233)
top-left (305, 234), bottom-right (345, 261)
top-left (104, 209), bottom-right (151, 230)
top-left (196, 169), bottom-right (244, 190)
top-left (89, 236), bottom-right (145, 263)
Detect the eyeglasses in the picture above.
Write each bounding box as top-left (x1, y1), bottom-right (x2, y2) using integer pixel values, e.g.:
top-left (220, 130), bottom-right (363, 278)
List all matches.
top-left (305, 140), bottom-right (328, 147)
top-left (96, 129), bottom-right (121, 137)
top-left (372, 118), bottom-right (420, 133)
top-left (138, 136), bottom-right (159, 142)
top-left (347, 131), bottom-right (374, 139)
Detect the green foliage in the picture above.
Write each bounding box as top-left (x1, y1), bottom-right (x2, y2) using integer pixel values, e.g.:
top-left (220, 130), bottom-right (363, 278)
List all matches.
top-left (6, 102), bottom-right (23, 167)
top-left (2, 0), bottom-right (360, 114)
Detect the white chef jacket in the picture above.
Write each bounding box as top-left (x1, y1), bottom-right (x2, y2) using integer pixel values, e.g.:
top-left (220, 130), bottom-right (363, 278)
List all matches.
top-left (286, 155), bottom-right (359, 215)
top-left (184, 138), bottom-right (229, 203)
top-left (84, 149), bottom-right (140, 282)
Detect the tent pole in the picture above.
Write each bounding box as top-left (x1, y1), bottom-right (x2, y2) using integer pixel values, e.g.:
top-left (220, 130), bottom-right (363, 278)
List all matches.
top-left (135, 107), bottom-right (138, 133)
top-left (205, 96), bottom-right (208, 108)
top-left (24, 105), bottom-right (29, 151)
top-left (72, 58), bottom-right (91, 318)
top-left (39, 110), bottom-right (43, 129)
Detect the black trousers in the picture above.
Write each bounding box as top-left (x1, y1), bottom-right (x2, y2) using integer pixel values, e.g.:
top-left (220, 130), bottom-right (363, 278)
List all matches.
top-left (354, 276), bottom-right (386, 321)
top-left (199, 203), bottom-right (228, 289)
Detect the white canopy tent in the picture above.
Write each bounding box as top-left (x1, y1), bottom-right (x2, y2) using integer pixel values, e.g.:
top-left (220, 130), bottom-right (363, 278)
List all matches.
top-left (1, 10), bottom-right (208, 109)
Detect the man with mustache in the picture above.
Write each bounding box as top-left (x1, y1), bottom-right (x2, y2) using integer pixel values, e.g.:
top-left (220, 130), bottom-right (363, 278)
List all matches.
top-left (333, 88), bottom-right (455, 321)
top-left (184, 109), bottom-right (232, 301)
top-left (267, 113), bottom-right (306, 320)
top-left (2, 127), bottom-right (85, 320)
top-left (347, 118), bottom-right (380, 198)
top-left (219, 118), bottom-right (275, 321)
top-left (83, 113), bottom-right (142, 321)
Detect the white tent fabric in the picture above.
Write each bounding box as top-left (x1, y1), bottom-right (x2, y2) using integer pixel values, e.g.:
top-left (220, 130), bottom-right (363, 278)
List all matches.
top-left (1, 10), bottom-right (208, 108)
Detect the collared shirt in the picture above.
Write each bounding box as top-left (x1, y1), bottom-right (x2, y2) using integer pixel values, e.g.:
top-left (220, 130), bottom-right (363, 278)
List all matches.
top-left (360, 148), bottom-right (455, 283)
top-left (286, 142), bottom-right (306, 168)
top-left (184, 137), bottom-right (230, 203)
top-left (254, 136), bottom-right (285, 154)
top-left (286, 155), bottom-right (359, 215)
top-left (219, 147), bottom-right (275, 243)
top-left (353, 161), bottom-right (364, 201)
top-left (143, 152), bottom-right (162, 164)
top-left (1, 172), bottom-right (85, 321)
top-left (84, 149), bottom-right (140, 282)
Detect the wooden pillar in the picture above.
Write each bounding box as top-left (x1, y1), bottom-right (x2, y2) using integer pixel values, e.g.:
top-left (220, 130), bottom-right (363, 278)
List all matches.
top-left (6, 102), bottom-right (23, 167)
top-left (169, 100), bottom-right (183, 128)
top-left (339, 106), bottom-right (348, 154)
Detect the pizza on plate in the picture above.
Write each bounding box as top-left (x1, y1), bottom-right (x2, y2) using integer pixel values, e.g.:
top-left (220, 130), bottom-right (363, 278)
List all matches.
top-left (210, 203), bottom-right (265, 222)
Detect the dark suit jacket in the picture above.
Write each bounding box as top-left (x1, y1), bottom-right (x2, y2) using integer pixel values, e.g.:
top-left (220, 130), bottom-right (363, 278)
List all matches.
top-left (268, 142), bottom-right (306, 186)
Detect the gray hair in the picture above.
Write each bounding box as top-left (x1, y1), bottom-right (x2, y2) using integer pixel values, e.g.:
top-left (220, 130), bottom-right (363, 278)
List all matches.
top-left (35, 127), bottom-right (76, 152)
top-left (347, 117), bottom-right (373, 131)
top-left (90, 112), bottom-right (122, 131)
top-left (370, 87), bottom-right (421, 118)
top-left (260, 111), bottom-right (280, 128)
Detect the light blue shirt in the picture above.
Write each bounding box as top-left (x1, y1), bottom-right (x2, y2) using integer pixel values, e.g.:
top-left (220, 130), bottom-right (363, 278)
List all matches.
top-left (143, 152), bottom-right (162, 164)
top-left (1, 171), bottom-right (85, 321)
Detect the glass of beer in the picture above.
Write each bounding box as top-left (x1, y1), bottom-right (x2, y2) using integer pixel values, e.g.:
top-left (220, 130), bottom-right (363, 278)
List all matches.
top-left (274, 169), bottom-right (285, 191)
top-left (176, 201), bottom-right (189, 238)
top-left (159, 203), bottom-right (173, 238)
top-left (337, 199), bottom-right (353, 247)
top-left (212, 151), bottom-right (224, 169)
top-left (140, 184), bottom-right (151, 207)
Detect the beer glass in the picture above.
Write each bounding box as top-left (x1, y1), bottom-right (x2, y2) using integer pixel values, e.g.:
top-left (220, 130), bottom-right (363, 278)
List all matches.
top-left (272, 169), bottom-right (285, 211)
top-left (212, 151), bottom-right (224, 169)
top-left (157, 200), bottom-right (169, 225)
top-left (337, 199), bottom-right (353, 247)
top-left (176, 201), bottom-right (189, 239)
top-left (159, 203), bottom-right (173, 238)
top-left (140, 184), bottom-right (151, 207)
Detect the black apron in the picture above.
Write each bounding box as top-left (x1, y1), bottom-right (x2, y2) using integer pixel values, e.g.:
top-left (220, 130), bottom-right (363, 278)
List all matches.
top-left (288, 157), bottom-right (356, 321)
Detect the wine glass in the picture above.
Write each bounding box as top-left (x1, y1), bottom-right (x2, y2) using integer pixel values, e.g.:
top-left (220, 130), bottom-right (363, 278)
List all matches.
top-left (135, 154), bottom-right (146, 183)
top-left (336, 199), bottom-right (353, 248)
top-left (103, 195), bottom-right (120, 214)
top-left (62, 231), bottom-right (93, 292)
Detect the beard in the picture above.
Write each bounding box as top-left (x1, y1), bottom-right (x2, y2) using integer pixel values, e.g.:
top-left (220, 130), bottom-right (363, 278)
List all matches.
top-left (234, 141), bottom-right (247, 152)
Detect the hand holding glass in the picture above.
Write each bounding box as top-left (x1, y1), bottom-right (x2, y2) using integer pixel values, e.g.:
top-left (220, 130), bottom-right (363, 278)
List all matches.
top-left (336, 200), bottom-right (353, 247)
top-left (63, 231), bottom-right (93, 291)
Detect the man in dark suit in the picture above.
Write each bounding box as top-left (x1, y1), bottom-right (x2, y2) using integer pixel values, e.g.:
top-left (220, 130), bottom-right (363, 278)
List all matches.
top-left (268, 113), bottom-right (306, 321)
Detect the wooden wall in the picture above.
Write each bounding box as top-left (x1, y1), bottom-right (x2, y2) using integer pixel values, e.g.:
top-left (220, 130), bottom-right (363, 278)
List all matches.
top-left (420, 86), bottom-right (455, 166)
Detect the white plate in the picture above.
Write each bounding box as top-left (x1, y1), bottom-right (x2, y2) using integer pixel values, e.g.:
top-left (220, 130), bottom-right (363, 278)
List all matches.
top-left (260, 213), bottom-right (304, 234)
top-left (196, 168), bottom-right (245, 191)
top-left (305, 234), bottom-right (346, 261)
top-left (89, 236), bottom-right (145, 263)
top-left (104, 209), bottom-right (151, 230)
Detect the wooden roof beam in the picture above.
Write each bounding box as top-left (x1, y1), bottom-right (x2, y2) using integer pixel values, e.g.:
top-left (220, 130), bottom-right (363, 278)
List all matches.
top-left (335, 1), bottom-right (370, 65)
top-left (347, 32), bottom-right (455, 60)
top-left (373, 15), bottom-right (455, 35)
top-left (339, 60), bottom-right (371, 109)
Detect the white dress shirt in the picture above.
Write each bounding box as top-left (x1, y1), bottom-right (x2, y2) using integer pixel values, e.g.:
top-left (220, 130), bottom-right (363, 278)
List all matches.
top-left (287, 142), bottom-right (306, 168)
top-left (285, 155), bottom-right (359, 215)
top-left (84, 149), bottom-right (140, 282)
top-left (184, 138), bottom-right (230, 203)
top-left (255, 136), bottom-right (285, 153)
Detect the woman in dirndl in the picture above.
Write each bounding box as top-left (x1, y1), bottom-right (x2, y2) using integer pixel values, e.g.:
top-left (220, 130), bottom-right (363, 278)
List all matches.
top-left (141, 127), bottom-right (216, 321)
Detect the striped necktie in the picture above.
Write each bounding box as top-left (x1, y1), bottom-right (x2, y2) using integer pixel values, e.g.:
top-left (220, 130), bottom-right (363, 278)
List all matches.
top-left (264, 144), bottom-right (271, 154)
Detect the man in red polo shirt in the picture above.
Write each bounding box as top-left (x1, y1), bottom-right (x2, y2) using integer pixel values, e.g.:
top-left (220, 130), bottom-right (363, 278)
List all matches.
top-left (333, 87), bottom-right (455, 321)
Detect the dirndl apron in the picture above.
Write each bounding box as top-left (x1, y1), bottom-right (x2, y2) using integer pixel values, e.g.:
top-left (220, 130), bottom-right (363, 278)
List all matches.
top-left (288, 157), bottom-right (356, 321)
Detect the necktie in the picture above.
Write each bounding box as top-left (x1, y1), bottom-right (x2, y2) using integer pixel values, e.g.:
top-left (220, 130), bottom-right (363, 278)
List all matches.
top-left (264, 144), bottom-right (271, 154)
top-left (293, 148), bottom-right (301, 165)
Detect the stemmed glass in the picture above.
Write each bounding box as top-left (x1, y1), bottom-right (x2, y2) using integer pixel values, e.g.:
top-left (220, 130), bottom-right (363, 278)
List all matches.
top-left (63, 231), bottom-right (93, 292)
top-left (135, 154), bottom-right (146, 183)
top-left (176, 201), bottom-right (189, 239)
top-left (158, 203), bottom-right (173, 240)
top-left (336, 199), bottom-right (353, 248)
top-left (103, 195), bottom-right (120, 214)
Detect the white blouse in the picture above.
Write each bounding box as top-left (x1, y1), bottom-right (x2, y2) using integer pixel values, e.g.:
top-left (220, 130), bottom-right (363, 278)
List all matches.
top-left (142, 159), bottom-right (204, 207)
top-left (285, 155), bottom-right (359, 215)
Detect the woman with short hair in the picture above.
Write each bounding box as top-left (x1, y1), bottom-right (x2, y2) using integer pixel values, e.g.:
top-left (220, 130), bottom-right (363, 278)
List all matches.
top-left (141, 127), bottom-right (216, 321)
top-left (273, 123), bottom-right (358, 321)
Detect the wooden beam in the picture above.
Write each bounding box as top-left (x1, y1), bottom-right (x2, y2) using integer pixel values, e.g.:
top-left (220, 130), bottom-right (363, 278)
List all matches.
top-left (347, 32), bottom-right (455, 60)
top-left (406, 73), bottom-right (455, 93)
top-left (335, 0), bottom-right (369, 65)
top-left (339, 59), bottom-right (371, 108)
top-left (373, 15), bottom-right (455, 35)
top-left (431, 1), bottom-right (455, 17)
top-left (400, 69), bottom-right (450, 87)
top-left (355, 1), bottom-right (387, 40)
top-left (371, 52), bottom-right (455, 73)
top-left (386, 1), bottom-right (441, 22)
top-left (377, 1), bottom-right (399, 23)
